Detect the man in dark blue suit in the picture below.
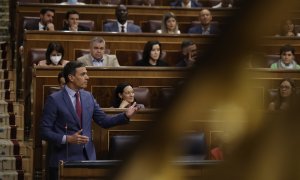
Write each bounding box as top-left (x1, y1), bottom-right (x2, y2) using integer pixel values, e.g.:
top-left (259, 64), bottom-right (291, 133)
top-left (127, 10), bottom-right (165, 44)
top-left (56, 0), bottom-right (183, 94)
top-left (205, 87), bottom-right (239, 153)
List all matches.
top-left (103, 4), bottom-right (142, 33)
top-left (62, 9), bottom-right (91, 31)
top-left (170, 0), bottom-right (202, 8)
top-left (188, 8), bottom-right (220, 35)
top-left (40, 61), bottom-right (139, 180)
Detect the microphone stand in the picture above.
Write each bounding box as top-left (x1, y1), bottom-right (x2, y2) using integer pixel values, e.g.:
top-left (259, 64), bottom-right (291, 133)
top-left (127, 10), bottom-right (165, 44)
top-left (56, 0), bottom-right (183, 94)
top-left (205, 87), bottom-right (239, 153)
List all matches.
top-left (65, 123), bottom-right (68, 161)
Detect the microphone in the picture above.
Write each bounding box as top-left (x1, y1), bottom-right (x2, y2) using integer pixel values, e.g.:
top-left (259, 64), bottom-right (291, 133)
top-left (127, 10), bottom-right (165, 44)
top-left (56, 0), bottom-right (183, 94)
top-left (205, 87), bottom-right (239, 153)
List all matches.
top-left (65, 123), bottom-right (68, 161)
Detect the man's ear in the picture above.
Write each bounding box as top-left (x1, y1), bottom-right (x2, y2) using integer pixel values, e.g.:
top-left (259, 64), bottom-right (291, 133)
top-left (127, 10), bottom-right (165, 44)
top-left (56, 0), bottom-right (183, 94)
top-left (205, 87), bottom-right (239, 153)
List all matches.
top-left (68, 74), bottom-right (74, 82)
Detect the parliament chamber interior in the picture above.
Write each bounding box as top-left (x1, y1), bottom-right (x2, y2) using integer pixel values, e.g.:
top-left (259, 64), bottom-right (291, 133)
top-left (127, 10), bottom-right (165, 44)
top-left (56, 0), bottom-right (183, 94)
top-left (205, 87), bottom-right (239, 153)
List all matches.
top-left (1, 0), bottom-right (300, 179)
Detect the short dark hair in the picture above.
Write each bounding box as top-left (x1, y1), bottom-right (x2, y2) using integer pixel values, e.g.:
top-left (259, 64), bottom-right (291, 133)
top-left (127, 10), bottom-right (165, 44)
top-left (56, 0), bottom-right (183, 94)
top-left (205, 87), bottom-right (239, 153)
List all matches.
top-left (280, 44), bottom-right (295, 55)
top-left (40, 8), bottom-right (55, 15)
top-left (181, 40), bottom-right (195, 49)
top-left (45, 42), bottom-right (64, 65)
top-left (142, 40), bottom-right (162, 62)
top-left (63, 61), bottom-right (85, 83)
top-left (112, 82), bottom-right (133, 108)
top-left (65, 9), bottom-right (80, 20)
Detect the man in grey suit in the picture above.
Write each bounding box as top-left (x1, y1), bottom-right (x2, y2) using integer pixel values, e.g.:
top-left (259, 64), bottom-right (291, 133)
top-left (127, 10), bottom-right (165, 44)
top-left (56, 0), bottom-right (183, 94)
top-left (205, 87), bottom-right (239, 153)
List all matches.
top-left (77, 37), bottom-right (120, 67)
top-left (103, 4), bottom-right (142, 33)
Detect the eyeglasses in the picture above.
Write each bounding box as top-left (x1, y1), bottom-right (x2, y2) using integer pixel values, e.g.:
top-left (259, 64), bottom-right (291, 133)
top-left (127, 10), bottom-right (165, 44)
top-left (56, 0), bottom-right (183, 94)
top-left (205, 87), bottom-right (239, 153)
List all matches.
top-left (280, 85), bottom-right (292, 90)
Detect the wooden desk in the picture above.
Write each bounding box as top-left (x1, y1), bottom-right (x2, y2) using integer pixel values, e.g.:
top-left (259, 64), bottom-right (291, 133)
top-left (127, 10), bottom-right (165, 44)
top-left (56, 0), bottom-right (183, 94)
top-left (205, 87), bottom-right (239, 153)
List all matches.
top-left (59, 160), bottom-right (220, 180)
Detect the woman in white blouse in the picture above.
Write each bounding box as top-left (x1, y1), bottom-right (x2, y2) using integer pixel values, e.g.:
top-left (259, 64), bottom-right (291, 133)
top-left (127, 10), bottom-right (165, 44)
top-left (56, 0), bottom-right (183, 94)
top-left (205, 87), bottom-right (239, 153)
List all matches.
top-left (156, 12), bottom-right (181, 34)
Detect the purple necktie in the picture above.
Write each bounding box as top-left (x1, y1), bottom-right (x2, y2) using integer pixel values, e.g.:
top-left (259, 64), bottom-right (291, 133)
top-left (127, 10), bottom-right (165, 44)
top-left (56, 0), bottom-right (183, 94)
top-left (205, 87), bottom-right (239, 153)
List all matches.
top-left (75, 91), bottom-right (82, 127)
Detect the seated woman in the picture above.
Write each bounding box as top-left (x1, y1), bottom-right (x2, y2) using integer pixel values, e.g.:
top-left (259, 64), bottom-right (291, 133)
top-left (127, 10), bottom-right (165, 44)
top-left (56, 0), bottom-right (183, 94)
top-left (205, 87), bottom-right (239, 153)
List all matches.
top-left (135, 41), bottom-right (169, 66)
top-left (268, 78), bottom-right (297, 111)
top-left (277, 19), bottom-right (299, 37)
top-left (112, 82), bottom-right (145, 109)
top-left (37, 42), bottom-right (69, 66)
top-left (156, 12), bottom-right (181, 34)
top-left (270, 44), bottom-right (300, 69)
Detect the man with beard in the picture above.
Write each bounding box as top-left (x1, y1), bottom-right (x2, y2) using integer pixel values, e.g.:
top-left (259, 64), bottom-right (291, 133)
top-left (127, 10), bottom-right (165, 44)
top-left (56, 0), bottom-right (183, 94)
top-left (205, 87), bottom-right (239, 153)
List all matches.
top-left (24, 7), bottom-right (55, 31)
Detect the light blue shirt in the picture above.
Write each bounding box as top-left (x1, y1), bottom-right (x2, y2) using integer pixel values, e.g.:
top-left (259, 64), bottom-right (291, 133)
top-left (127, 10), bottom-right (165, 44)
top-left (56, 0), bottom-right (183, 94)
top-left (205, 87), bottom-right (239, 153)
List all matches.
top-left (62, 85), bottom-right (81, 144)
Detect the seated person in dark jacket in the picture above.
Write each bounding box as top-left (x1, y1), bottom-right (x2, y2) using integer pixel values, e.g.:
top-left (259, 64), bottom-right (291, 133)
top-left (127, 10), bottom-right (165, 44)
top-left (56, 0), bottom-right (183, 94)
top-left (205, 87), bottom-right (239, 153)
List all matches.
top-left (103, 4), bottom-right (142, 33)
top-left (188, 8), bottom-right (219, 35)
top-left (135, 41), bottom-right (169, 66)
top-left (170, 0), bottom-right (202, 8)
top-left (63, 9), bottom-right (91, 31)
top-left (176, 40), bottom-right (198, 67)
top-left (24, 7), bottom-right (55, 31)
top-left (112, 82), bottom-right (145, 109)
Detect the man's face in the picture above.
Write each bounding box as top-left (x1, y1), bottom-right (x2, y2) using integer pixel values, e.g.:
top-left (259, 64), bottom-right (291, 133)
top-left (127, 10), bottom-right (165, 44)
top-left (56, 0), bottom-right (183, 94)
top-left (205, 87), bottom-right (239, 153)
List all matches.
top-left (40, 11), bottom-right (54, 26)
top-left (90, 42), bottom-right (105, 59)
top-left (69, 67), bottom-right (89, 89)
top-left (68, 13), bottom-right (79, 27)
top-left (143, 0), bottom-right (155, 6)
top-left (183, 0), bottom-right (190, 4)
top-left (199, 9), bottom-right (212, 25)
top-left (281, 51), bottom-right (294, 65)
top-left (116, 5), bottom-right (128, 24)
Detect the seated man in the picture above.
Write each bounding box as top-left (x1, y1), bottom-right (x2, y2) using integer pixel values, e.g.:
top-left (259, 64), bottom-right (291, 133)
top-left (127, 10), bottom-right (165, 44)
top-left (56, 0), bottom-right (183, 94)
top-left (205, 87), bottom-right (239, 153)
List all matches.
top-left (77, 37), bottom-right (120, 67)
top-left (170, 0), bottom-right (202, 8)
top-left (212, 0), bottom-right (233, 8)
top-left (176, 40), bottom-right (198, 67)
top-left (270, 44), bottom-right (300, 69)
top-left (60, 0), bottom-right (86, 5)
top-left (103, 4), bottom-right (142, 33)
top-left (141, 0), bottom-right (155, 6)
top-left (63, 9), bottom-right (91, 31)
top-left (24, 7), bottom-right (55, 31)
top-left (188, 8), bottom-right (219, 35)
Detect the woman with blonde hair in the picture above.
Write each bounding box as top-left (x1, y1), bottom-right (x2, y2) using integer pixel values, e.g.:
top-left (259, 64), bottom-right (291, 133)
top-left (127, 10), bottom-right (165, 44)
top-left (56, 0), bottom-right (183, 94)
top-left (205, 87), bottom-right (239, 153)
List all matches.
top-left (156, 12), bottom-right (180, 34)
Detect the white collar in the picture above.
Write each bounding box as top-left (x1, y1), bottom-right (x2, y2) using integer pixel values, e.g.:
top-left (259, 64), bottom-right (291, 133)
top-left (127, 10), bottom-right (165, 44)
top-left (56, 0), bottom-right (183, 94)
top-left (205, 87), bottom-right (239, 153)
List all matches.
top-left (117, 21), bottom-right (128, 32)
top-left (181, 1), bottom-right (191, 8)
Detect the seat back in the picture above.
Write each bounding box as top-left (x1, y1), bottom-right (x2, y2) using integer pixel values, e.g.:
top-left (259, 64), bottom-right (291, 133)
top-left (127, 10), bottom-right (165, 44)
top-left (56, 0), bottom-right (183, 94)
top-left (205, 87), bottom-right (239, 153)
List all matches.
top-left (109, 135), bottom-right (139, 159)
top-left (158, 87), bottom-right (175, 107)
top-left (145, 20), bottom-right (161, 33)
top-left (23, 16), bottom-right (40, 30)
top-left (78, 20), bottom-right (95, 31)
top-left (133, 87), bottom-right (151, 108)
top-left (178, 132), bottom-right (207, 160)
top-left (29, 48), bottom-right (46, 65)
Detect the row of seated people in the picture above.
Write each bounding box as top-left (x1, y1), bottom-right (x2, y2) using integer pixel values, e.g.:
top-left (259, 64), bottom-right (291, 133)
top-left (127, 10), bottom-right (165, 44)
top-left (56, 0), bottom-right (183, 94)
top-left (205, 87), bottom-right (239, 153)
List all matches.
top-left (30, 37), bottom-right (198, 67)
top-left (26, 0), bottom-right (238, 8)
top-left (54, 64), bottom-right (296, 111)
top-left (23, 6), bottom-right (221, 34)
top-left (30, 37), bottom-right (300, 69)
top-left (23, 6), bottom-right (300, 36)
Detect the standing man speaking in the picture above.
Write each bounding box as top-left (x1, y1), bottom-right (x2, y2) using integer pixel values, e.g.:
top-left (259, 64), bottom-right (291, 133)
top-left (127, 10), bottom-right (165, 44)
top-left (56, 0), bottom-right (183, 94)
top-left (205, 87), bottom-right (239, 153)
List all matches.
top-left (40, 61), bottom-right (139, 179)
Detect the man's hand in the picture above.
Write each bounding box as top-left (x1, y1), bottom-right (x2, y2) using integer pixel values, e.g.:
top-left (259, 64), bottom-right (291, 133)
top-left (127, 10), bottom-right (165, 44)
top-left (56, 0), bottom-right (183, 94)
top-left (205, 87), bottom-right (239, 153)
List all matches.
top-left (67, 129), bottom-right (89, 144)
top-left (46, 23), bottom-right (55, 31)
top-left (69, 24), bottom-right (78, 31)
top-left (125, 102), bottom-right (140, 118)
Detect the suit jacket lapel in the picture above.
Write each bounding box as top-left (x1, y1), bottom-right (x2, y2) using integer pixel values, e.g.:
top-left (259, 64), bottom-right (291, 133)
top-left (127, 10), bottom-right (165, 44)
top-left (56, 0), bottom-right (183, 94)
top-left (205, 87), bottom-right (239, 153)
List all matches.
top-left (103, 55), bottom-right (108, 66)
top-left (113, 22), bottom-right (119, 32)
top-left (87, 54), bottom-right (93, 66)
top-left (62, 88), bottom-right (81, 128)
